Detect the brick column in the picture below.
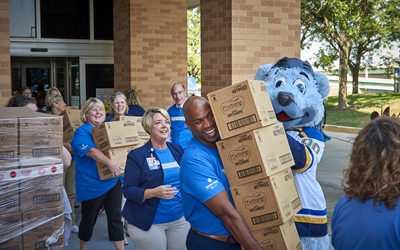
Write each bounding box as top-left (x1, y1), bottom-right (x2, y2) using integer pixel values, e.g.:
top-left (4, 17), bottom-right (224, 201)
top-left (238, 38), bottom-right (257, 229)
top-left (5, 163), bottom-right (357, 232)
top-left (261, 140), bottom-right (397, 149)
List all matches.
top-left (201, 0), bottom-right (300, 96)
top-left (114, 0), bottom-right (188, 111)
top-left (0, 0), bottom-right (11, 106)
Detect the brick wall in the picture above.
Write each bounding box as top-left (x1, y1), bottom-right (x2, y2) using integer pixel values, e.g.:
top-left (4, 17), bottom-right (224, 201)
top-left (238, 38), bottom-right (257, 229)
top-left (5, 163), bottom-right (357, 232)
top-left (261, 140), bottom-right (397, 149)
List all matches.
top-left (201, 0), bottom-right (301, 96)
top-left (0, 0), bottom-right (11, 106)
top-left (114, 0), bottom-right (188, 111)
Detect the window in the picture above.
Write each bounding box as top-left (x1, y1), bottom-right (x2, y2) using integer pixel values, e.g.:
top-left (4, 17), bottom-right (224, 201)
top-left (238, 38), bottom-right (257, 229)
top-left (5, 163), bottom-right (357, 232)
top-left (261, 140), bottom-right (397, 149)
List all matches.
top-left (40, 0), bottom-right (90, 39)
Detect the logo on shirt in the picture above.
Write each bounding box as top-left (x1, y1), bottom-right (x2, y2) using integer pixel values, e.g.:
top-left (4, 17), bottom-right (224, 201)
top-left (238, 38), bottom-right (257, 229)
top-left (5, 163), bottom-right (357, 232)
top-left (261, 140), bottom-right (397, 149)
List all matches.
top-left (171, 116), bottom-right (185, 121)
top-left (80, 144), bottom-right (88, 151)
top-left (205, 178), bottom-right (219, 190)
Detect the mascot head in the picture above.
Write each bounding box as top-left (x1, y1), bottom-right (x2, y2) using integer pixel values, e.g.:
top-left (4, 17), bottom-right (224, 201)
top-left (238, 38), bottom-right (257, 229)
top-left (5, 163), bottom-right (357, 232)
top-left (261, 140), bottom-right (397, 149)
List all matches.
top-left (255, 57), bottom-right (330, 130)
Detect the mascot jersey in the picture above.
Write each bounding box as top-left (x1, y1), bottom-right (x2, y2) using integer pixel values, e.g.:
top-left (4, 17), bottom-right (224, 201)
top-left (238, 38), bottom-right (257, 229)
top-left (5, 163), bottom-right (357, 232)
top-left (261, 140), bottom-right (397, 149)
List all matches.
top-left (286, 127), bottom-right (328, 237)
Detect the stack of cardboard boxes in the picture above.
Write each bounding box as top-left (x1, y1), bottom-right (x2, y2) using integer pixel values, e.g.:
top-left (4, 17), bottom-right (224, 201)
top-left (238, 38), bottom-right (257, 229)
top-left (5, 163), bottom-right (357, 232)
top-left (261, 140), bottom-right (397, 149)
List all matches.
top-left (91, 116), bottom-right (149, 180)
top-left (207, 80), bottom-right (303, 250)
top-left (0, 107), bottom-right (65, 249)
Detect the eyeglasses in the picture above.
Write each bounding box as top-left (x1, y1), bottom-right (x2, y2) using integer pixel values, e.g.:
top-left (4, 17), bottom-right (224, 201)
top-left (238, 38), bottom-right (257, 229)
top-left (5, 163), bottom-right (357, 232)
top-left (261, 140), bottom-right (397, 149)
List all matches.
top-left (171, 90), bottom-right (184, 97)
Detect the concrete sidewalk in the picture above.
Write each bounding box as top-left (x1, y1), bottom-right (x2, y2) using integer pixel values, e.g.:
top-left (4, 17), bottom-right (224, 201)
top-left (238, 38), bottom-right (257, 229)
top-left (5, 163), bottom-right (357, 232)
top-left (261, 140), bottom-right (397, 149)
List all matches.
top-left (318, 130), bottom-right (357, 235)
top-left (65, 130), bottom-right (357, 249)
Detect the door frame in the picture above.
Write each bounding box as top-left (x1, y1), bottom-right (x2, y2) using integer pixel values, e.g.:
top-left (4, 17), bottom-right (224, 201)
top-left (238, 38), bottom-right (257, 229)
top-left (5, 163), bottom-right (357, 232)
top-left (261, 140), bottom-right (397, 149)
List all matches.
top-left (79, 57), bottom-right (113, 107)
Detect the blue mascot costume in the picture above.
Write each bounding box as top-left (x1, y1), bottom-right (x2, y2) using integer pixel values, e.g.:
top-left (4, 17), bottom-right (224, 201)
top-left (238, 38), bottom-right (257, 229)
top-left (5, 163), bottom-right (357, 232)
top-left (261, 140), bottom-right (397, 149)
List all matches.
top-left (255, 57), bottom-right (331, 250)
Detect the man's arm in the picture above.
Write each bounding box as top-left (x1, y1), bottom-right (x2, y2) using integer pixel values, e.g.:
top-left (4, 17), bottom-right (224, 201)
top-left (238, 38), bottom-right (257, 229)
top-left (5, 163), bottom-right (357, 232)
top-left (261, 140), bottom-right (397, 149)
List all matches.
top-left (204, 190), bottom-right (262, 250)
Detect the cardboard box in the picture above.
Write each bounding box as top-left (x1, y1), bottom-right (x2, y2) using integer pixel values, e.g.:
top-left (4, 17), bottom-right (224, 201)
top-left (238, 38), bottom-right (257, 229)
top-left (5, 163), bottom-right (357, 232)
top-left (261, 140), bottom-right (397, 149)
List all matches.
top-left (65, 106), bottom-right (79, 110)
top-left (0, 107), bottom-right (63, 168)
top-left (0, 235), bottom-right (22, 249)
top-left (216, 123), bottom-right (294, 185)
top-left (111, 116), bottom-right (150, 140)
top-left (0, 179), bottom-right (20, 214)
top-left (61, 109), bottom-right (82, 142)
top-left (248, 218), bottom-right (302, 250)
top-left (0, 212), bottom-right (23, 243)
top-left (0, 117), bottom-right (18, 169)
top-left (97, 145), bottom-right (136, 180)
top-left (20, 173), bottom-right (64, 212)
top-left (22, 214), bottom-right (64, 250)
top-left (207, 80), bottom-right (277, 139)
top-left (92, 120), bottom-right (140, 151)
top-left (230, 168), bottom-right (302, 230)
top-left (0, 164), bottom-right (64, 212)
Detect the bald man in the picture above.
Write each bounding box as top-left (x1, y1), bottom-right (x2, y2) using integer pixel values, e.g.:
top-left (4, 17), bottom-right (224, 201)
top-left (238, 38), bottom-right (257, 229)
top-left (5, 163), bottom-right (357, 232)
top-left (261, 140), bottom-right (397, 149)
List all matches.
top-left (179, 96), bottom-right (262, 250)
top-left (167, 83), bottom-right (193, 149)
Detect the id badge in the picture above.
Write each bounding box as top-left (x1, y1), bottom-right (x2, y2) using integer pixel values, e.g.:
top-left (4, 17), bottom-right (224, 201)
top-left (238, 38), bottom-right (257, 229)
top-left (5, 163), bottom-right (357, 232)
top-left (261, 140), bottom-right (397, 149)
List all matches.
top-left (146, 157), bottom-right (160, 170)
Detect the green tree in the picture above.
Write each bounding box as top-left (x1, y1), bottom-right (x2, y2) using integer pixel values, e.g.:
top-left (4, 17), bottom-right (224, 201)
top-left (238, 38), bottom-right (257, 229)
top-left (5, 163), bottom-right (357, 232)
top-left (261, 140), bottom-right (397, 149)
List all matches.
top-left (301, 0), bottom-right (400, 109)
top-left (187, 7), bottom-right (201, 84)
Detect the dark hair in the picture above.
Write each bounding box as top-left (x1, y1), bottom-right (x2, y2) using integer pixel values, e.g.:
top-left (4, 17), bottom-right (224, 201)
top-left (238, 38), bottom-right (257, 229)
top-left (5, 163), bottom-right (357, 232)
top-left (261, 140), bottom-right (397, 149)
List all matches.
top-left (19, 86), bottom-right (32, 94)
top-left (6, 94), bottom-right (37, 107)
top-left (343, 117), bottom-right (400, 209)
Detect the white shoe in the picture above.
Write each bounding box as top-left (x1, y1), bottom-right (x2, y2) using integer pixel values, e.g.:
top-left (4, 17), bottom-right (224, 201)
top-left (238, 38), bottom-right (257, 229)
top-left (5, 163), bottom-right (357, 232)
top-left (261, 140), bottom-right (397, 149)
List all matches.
top-left (71, 225), bottom-right (79, 234)
top-left (124, 235), bottom-right (129, 245)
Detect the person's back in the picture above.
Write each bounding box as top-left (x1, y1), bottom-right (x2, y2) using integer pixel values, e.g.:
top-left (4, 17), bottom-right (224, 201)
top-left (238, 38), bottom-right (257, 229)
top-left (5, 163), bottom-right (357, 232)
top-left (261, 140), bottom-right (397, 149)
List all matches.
top-left (125, 88), bottom-right (145, 116)
top-left (332, 196), bottom-right (400, 249)
top-left (331, 117), bottom-right (400, 250)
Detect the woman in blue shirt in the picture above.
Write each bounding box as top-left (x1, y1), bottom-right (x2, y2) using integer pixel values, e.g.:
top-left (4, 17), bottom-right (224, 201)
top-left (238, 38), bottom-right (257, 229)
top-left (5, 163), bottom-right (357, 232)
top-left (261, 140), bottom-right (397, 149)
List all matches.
top-left (122, 107), bottom-right (189, 250)
top-left (104, 92), bottom-right (132, 122)
top-left (71, 98), bottom-right (124, 250)
top-left (331, 117), bottom-right (400, 250)
top-left (125, 88), bottom-right (145, 116)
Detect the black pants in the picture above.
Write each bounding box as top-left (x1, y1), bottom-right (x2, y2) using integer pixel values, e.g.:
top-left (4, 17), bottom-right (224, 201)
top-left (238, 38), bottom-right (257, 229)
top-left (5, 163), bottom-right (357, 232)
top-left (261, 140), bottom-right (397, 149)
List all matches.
top-left (78, 181), bottom-right (124, 242)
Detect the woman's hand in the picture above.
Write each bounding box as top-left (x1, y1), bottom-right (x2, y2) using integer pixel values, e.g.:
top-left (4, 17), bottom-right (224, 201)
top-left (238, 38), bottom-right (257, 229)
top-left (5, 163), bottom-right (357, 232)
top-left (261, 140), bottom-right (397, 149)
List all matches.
top-left (145, 185), bottom-right (178, 200)
top-left (107, 161), bottom-right (121, 176)
top-left (63, 141), bottom-right (73, 152)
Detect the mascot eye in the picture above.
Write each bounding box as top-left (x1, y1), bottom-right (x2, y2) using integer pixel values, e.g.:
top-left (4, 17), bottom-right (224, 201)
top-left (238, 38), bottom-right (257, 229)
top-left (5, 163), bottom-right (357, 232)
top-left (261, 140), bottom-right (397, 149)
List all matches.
top-left (294, 79), bottom-right (306, 94)
top-left (275, 77), bottom-right (286, 88)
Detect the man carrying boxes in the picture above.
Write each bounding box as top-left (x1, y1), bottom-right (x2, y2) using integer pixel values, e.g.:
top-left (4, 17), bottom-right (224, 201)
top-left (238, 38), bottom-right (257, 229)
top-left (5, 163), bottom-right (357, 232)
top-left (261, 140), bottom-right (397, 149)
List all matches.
top-left (206, 80), bottom-right (303, 250)
top-left (180, 96), bottom-right (262, 250)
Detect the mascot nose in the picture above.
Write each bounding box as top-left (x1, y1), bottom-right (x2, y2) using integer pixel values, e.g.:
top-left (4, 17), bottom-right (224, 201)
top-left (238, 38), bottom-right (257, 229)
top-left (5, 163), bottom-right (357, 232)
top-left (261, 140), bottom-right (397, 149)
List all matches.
top-left (278, 92), bottom-right (294, 106)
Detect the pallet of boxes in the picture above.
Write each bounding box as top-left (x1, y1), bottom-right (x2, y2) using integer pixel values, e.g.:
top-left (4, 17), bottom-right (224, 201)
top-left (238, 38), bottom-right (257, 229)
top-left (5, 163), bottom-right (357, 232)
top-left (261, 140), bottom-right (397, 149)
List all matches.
top-left (0, 107), bottom-right (65, 249)
top-left (207, 80), bottom-right (303, 250)
top-left (91, 116), bottom-right (149, 180)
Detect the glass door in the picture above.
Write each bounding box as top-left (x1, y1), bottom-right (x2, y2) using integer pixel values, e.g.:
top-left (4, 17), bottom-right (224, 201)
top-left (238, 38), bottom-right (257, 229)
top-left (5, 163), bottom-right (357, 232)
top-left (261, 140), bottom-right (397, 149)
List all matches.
top-left (79, 57), bottom-right (114, 106)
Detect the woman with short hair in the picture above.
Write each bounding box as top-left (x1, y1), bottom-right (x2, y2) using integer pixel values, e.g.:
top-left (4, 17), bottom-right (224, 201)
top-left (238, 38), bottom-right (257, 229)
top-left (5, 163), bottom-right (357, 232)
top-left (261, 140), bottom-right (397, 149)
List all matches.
top-left (45, 94), bottom-right (67, 115)
top-left (122, 107), bottom-right (189, 250)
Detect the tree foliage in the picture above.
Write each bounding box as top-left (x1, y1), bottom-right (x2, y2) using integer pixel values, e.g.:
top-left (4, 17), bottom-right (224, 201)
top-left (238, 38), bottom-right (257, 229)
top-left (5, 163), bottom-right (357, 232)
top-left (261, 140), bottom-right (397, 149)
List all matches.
top-left (187, 7), bottom-right (201, 84)
top-left (301, 0), bottom-right (400, 109)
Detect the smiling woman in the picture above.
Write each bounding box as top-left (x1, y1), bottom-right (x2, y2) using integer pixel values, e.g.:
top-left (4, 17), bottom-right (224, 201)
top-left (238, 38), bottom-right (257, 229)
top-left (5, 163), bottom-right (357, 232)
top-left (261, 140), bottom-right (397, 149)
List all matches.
top-left (70, 97), bottom-right (125, 250)
top-left (122, 107), bottom-right (190, 250)
top-left (104, 92), bottom-right (131, 122)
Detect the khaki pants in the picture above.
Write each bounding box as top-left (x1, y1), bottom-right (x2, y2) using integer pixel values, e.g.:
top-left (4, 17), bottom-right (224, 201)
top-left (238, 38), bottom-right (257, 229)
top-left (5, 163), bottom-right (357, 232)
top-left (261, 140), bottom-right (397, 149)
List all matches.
top-left (63, 160), bottom-right (77, 225)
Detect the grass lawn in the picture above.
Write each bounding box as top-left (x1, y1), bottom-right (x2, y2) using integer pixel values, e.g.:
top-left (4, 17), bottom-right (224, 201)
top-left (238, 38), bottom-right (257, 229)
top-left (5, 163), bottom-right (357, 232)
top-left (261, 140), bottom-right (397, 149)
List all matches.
top-left (325, 92), bottom-right (400, 128)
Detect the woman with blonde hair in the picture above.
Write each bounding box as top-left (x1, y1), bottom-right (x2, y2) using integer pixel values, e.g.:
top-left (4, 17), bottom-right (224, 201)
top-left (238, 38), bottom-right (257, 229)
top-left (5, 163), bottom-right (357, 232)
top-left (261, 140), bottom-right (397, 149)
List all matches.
top-left (125, 88), bottom-right (145, 116)
top-left (332, 117), bottom-right (400, 249)
top-left (45, 94), bottom-right (67, 115)
top-left (122, 107), bottom-right (189, 250)
top-left (71, 98), bottom-right (124, 250)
